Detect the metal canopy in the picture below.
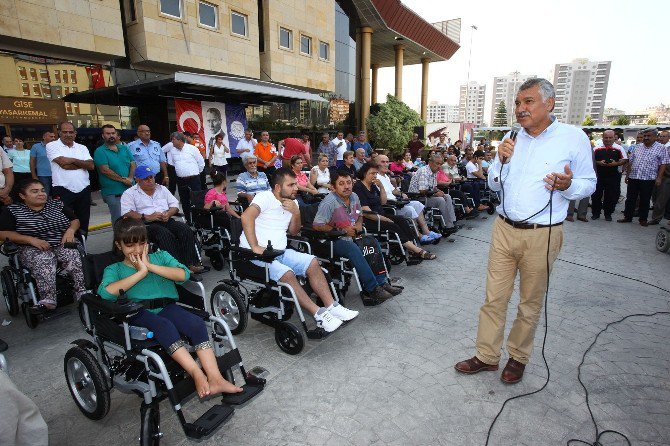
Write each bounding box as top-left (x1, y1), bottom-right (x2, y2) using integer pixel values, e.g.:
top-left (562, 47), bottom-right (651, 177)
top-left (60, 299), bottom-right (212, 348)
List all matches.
top-left (63, 71), bottom-right (328, 106)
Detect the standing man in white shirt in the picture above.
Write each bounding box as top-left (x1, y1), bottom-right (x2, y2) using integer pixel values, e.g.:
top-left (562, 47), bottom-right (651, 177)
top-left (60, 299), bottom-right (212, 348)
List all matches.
top-left (236, 129), bottom-right (257, 160)
top-left (332, 131), bottom-right (347, 169)
top-left (455, 79), bottom-right (596, 384)
top-left (167, 131), bottom-right (204, 224)
top-left (46, 121), bottom-right (95, 236)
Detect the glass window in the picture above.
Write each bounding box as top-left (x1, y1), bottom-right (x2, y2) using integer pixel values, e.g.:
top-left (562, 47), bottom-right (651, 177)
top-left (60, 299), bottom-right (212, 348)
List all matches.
top-left (300, 35), bottom-right (312, 55)
top-left (70, 70), bottom-right (77, 83)
top-left (29, 68), bottom-right (37, 81)
top-left (279, 27), bottom-right (292, 49)
top-left (32, 84), bottom-right (41, 96)
top-left (74, 104), bottom-right (80, 114)
top-left (64, 87), bottom-right (70, 95)
top-left (231, 11), bottom-right (247, 37)
top-left (72, 86), bottom-right (78, 93)
top-left (319, 41), bottom-right (329, 60)
top-left (65, 103), bottom-right (72, 114)
top-left (54, 70), bottom-right (61, 83)
top-left (18, 66), bottom-right (27, 80)
top-left (41, 84), bottom-right (51, 98)
top-left (198, 1), bottom-right (217, 29)
top-left (21, 83), bottom-right (30, 96)
top-left (160, 0), bottom-right (181, 18)
top-left (63, 70), bottom-right (69, 83)
top-left (54, 86), bottom-right (62, 99)
top-left (39, 69), bottom-right (49, 82)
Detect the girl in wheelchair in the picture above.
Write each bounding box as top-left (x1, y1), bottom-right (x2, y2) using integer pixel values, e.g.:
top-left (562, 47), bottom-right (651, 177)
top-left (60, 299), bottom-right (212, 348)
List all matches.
top-left (98, 218), bottom-right (243, 398)
top-left (203, 171), bottom-right (241, 229)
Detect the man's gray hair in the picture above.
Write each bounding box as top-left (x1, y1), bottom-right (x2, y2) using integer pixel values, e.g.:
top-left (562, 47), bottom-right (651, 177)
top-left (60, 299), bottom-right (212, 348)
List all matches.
top-left (245, 155), bottom-right (257, 162)
top-left (355, 148), bottom-right (365, 155)
top-left (170, 131), bottom-right (186, 142)
top-left (518, 78), bottom-right (555, 102)
top-left (642, 127), bottom-right (658, 135)
top-left (429, 153), bottom-right (444, 164)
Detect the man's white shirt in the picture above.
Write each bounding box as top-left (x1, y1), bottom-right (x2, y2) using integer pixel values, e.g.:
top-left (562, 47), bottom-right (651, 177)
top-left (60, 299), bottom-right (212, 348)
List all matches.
top-left (46, 138), bottom-right (91, 193)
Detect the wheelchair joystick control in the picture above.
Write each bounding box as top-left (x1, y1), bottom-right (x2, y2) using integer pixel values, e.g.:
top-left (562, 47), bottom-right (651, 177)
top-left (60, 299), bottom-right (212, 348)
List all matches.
top-left (117, 289), bottom-right (129, 306)
top-left (264, 241), bottom-right (273, 255)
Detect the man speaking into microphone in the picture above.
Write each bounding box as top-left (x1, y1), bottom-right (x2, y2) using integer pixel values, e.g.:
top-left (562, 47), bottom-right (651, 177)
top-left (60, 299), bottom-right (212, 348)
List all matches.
top-left (454, 78), bottom-right (596, 384)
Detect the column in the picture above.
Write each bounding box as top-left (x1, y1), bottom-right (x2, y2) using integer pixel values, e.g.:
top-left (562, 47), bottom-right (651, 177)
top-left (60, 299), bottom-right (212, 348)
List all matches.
top-left (354, 29), bottom-right (362, 131)
top-left (394, 44), bottom-right (404, 100)
top-left (371, 64), bottom-right (379, 105)
top-left (420, 58), bottom-right (430, 122)
top-left (359, 26), bottom-right (373, 132)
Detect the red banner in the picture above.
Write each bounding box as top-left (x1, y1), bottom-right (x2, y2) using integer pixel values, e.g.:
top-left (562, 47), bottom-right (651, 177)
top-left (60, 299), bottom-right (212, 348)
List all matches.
top-left (175, 99), bottom-right (205, 143)
top-left (85, 65), bottom-right (106, 89)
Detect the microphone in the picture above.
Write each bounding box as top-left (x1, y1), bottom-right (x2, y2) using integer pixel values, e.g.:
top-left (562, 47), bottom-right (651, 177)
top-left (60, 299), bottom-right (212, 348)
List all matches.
top-left (502, 124), bottom-right (522, 164)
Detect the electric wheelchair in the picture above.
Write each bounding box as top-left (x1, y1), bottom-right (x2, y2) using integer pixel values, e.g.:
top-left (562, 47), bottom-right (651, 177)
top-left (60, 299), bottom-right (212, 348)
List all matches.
top-left (208, 218), bottom-right (343, 355)
top-left (1, 239), bottom-right (82, 328)
top-left (64, 250), bottom-right (265, 445)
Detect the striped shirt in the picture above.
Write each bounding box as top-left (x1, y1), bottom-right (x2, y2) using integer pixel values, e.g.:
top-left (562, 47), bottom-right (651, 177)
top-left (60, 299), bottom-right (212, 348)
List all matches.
top-left (628, 142), bottom-right (670, 181)
top-left (0, 199), bottom-right (76, 247)
top-left (236, 171), bottom-right (270, 197)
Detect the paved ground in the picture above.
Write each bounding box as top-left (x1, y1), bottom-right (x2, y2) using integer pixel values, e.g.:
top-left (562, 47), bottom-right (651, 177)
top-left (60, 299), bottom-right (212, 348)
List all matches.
top-left (1, 201), bottom-right (669, 446)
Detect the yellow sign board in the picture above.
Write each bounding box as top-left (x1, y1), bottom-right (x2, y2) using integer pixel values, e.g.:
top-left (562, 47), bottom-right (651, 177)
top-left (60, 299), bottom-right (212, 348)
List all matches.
top-left (0, 97), bottom-right (66, 124)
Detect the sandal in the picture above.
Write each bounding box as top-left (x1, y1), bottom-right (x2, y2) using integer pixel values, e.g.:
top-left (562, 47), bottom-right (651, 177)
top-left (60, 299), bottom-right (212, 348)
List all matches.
top-left (412, 249), bottom-right (436, 260)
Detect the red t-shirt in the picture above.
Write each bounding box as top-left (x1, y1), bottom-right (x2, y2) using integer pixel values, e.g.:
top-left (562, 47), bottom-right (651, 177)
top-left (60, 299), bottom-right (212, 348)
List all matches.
top-left (282, 138), bottom-right (307, 160)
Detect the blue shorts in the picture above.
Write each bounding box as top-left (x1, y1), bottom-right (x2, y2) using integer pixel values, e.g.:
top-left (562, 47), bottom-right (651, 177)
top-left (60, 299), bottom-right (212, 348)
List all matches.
top-left (251, 249), bottom-right (315, 282)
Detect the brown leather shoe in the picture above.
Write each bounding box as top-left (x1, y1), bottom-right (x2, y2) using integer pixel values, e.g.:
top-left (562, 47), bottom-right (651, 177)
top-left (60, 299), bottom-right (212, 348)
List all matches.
top-left (500, 358), bottom-right (526, 384)
top-left (382, 282), bottom-right (403, 296)
top-left (639, 220), bottom-right (648, 227)
top-left (565, 215), bottom-right (574, 222)
top-left (454, 356), bottom-right (499, 374)
top-left (577, 216), bottom-right (588, 222)
top-left (617, 218), bottom-right (632, 223)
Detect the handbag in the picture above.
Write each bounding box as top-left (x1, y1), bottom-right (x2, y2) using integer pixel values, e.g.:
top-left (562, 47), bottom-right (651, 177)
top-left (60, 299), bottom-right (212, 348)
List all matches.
top-left (354, 235), bottom-right (387, 275)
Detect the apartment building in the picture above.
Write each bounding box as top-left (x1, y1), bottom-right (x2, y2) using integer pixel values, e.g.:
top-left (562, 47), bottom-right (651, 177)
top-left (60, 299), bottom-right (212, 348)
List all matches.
top-left (552, 58), bottom-right (611, 125)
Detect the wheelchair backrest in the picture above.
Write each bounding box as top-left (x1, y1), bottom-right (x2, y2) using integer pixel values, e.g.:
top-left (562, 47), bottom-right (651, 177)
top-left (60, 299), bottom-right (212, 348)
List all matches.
top-left (299, 202), bottom-right (320, 227)
top-left (190, 189), bottom-right (208, 209)
top-left (84, 251), bottom-right (120, 291)
top-left (229, 217), bottom-right (243, 246)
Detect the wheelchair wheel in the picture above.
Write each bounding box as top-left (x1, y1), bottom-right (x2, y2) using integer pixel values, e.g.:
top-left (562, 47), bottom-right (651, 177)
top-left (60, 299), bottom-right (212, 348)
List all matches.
top-left (1, 268), bottom-right (19, 316)
top-left (481, 200), bottom-right (496, 215)
top-left (211, 283), bottom-right (247, 335)
top-left (387, 246), bottom-right (404, 265)
top-left (64, 346), bottom-right (111, 420)
top-left (209, 251), bottom-right (225, 271)
top-left (275, 321), bottom-right (304, 355)
top-left (657, 229), bottom-right (670, 253)
top-left (22, 303), bottom-right (39, 329)
top-left (140, 403), bottom-right (161, 446)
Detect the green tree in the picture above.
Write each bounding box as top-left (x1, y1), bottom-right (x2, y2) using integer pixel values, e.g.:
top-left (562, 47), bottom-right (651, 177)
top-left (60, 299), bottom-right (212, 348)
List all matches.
top-left (647, 116), bottom-right (658, 125)
top-left (365, 94), bottom-right (425, 155)
top-left (611, 115), bottom-right (630, 125)
top-left (492, 100), bottom-right (508, 127)
top-left (582, 115), bottom-right (595, 126)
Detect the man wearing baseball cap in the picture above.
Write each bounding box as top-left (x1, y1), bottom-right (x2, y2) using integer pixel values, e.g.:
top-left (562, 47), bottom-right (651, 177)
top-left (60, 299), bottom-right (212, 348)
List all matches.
top-left (120, 165), bottom-right (206, 274)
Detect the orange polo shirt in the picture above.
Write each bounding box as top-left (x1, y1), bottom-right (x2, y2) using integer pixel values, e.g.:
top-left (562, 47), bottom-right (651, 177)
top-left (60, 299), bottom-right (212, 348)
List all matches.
top-left (255, 141), bottom-right (275, 166)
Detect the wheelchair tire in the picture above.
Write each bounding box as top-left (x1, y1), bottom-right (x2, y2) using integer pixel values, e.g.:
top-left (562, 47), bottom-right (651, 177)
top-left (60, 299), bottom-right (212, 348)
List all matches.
top-left (209, 251), bottom-right (225, 271)
top-left (211, 283), bottom-right (248, 335)
top-left (64, 346), bottom-right (111, 420)
top-left (1, 268), bottom-right (19, 316)
top-left (140, 403), bottom-right (161, 446)
top-left (275, 321), bottom-right (304, 355)
top-left (22, 303), bottom-right (38, 329)
top-left (657, 229), bottom-right (670, 253)
top-left (387, 247), bottom-right (404, 266)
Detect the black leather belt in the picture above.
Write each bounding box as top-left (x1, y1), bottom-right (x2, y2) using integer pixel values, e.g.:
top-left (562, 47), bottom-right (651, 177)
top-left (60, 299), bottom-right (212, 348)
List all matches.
top-left (499, 215), bottom-right (563, 230)
top-left (178, 175), bottom-right (199, 180)
top-left (140, 298), bottom-right (175, 310)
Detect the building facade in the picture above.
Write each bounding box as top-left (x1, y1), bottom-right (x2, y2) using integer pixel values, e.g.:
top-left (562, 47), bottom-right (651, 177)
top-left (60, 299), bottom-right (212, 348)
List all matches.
top-left (459, 82), bottom-right (486, 126)
top-left (427, 101), bottom-right (459, 123)
top-left (490, 71), bottom-right (536, 125)
top-left (552, 58), bottom-right (611, 125)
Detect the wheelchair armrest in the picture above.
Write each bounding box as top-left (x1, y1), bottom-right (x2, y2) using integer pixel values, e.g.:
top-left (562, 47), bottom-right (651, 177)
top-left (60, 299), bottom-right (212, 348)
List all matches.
top-left (229, 246), bottom-right (285, 262)
top-left (81, 294), bottom-right (143, 318)
top-left (0, 240), bottom-right (19, 256)
top-left (301, 227), bottom-right (345, 240)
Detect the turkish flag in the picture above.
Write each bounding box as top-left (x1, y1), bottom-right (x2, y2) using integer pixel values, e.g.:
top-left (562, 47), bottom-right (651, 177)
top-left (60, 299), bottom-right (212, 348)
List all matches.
top-left (175, 99), bottom-right (205, 143)
top-left (85, 65), bottom-right (106, 89)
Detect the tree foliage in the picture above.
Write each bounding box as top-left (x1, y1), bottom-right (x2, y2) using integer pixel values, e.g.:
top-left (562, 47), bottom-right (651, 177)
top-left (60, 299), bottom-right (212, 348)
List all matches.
top-left (366, 94), bottom-right (425, 155)
top-left (611, 115), bottom-right (630, 125)
top-left (647, 116), bottom-right (658, 125)
top-left (582, 115), bottom-right (595, 126)
top-left (493, 101), bottom-right (508, 127)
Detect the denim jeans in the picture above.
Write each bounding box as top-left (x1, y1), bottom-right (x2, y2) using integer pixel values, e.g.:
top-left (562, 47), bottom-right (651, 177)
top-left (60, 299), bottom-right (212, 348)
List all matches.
top-left (332, 238), bottom-right (386, 293)
top-left (38, 176), bottom-right (52, 196)
top-left (102, 194), bottom-right (123, 224)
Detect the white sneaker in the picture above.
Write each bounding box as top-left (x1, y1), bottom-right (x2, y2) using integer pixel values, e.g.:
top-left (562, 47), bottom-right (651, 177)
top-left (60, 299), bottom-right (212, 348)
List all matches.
top-left (314, 310), bottom-right (342, 333)
top-left (328, 304), bottom-right (359, 322)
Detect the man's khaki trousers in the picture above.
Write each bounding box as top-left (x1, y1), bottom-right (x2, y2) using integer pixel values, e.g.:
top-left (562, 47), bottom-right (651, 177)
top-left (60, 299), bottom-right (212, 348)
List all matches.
top-left (475, 216), bottom-right (564, 365)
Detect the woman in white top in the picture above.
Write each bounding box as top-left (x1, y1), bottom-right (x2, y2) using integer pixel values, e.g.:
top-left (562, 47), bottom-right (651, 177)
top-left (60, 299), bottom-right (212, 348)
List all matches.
top-left (208, 134), bottom-right (229, 177)
top-left (310, 154), bottom-right (332, 194)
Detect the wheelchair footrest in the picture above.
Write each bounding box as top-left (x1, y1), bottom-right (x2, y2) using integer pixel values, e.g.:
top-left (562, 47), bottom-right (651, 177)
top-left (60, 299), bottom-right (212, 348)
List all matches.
top-left (183, 404), bottom-right (235, 439)
top-left (306, 327), bottom-right (329, 340)
top-left (406, 258), bottom-right (421, 266)
top-left (219, 382), bottom-right (264, 405)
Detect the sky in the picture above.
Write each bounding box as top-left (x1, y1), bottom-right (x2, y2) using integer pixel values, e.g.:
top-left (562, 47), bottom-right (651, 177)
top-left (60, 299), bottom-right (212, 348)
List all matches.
top-left (375, 0), bottom-right (670, 121)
